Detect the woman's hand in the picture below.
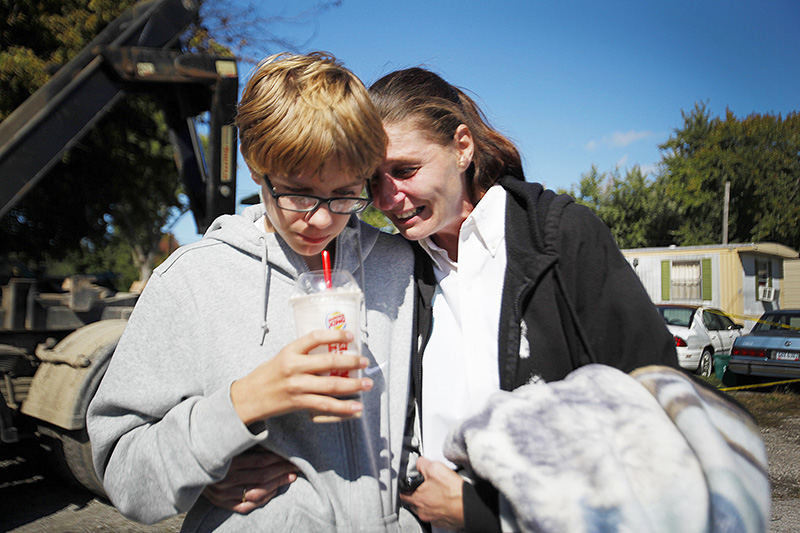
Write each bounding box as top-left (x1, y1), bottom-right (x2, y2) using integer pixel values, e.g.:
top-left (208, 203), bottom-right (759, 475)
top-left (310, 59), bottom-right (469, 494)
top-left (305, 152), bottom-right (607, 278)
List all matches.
top-left (231, 329), bottom-right (372, 424)
top-left (203, 448), bottom-right (298, 513)
top-left (399, 456), bottom-right (465, 530)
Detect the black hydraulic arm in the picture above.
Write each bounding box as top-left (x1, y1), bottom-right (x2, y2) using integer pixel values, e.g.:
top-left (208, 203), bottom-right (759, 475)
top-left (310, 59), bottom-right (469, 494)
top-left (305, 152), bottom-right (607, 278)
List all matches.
top-left (0, 0), bottom-right (238, 232)
top-left (98, 46), bottom-right (239, 231)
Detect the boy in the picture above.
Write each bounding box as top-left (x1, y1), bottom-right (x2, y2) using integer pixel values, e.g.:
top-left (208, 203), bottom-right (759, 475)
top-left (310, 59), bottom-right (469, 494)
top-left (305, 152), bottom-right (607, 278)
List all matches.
top-left (88, 52), bottom-right (423, 532)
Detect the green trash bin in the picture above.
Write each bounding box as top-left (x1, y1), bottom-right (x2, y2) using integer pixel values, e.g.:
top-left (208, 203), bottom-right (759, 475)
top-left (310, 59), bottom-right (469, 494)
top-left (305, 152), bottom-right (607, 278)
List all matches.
top-left (714, 353), bottom-right (730, 381)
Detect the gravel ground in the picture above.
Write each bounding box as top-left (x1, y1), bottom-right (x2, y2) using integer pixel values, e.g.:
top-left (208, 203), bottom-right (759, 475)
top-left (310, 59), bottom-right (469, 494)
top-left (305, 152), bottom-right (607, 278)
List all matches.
top-left (726, 383), bottom-right (800, 533)
top-left (0, 446), bottom-right (183, 533)
top-left (1, 398), bottom-right (797, 532)
top-left (760, 415), bottom-right (800, 532)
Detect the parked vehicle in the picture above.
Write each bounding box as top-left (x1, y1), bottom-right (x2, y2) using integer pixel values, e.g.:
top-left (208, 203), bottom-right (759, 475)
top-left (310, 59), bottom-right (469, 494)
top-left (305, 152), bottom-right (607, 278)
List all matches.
top-left (728, 309), bottom-right (800, 379)
top-left (0, 0), bottom-right (237, 496)
top-left (655, 304), bottom-right (744, 377)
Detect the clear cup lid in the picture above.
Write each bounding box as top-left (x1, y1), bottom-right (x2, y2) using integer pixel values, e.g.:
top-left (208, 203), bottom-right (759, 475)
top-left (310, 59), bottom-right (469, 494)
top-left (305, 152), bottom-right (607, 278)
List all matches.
top-left (295, 270), bottom-right (359, 294)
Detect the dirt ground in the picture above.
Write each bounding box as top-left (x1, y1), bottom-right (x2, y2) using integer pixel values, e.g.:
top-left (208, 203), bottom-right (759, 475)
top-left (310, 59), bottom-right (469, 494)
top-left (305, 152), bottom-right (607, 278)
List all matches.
top-left (1, 384), bottom-right (798, 533)
top-left (727, 383), bottom-right (800, 533)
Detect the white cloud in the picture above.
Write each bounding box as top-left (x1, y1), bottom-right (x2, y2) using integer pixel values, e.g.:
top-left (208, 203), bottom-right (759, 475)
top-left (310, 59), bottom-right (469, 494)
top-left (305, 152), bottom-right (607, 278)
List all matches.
top-left (616, 154), bottom-right (629, 167)
top-left (610, 130), bottom-right (652, 147)
top-left (585, 129), bottom-right (653, 151)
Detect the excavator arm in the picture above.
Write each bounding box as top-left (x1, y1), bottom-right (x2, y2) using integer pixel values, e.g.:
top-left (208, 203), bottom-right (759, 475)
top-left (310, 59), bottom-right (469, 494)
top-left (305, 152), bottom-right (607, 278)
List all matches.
top-left (0, 0), bottom-right (237, 232)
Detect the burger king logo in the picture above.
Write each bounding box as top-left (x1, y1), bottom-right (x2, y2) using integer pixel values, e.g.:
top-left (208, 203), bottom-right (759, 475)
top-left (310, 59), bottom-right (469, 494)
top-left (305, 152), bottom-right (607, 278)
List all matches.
top-left (326, 311), bottom-right (350, 368)
top-left (327, 311), bottom-right (347, 330)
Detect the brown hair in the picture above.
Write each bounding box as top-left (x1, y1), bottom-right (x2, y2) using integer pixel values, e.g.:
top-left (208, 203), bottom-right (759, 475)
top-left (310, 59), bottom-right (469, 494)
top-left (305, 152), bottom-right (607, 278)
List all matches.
top-left (369, 67), bottom-right (524, 203)
top-left (237, 52), bottom-right (386, 181)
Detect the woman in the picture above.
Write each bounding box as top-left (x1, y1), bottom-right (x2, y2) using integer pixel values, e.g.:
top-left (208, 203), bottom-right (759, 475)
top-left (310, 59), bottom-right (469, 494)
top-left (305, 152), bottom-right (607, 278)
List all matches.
top-left (87, 53), bottom-right (424, 532)
top-left (367, 68), bottom-right (767, 533)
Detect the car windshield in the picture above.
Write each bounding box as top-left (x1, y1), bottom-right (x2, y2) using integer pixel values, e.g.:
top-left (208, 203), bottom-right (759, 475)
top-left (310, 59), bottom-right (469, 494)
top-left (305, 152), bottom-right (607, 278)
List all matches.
top-left (752, 312), bottom-right (800, 334)
top-left (658, 306), bottom-right (695, 327)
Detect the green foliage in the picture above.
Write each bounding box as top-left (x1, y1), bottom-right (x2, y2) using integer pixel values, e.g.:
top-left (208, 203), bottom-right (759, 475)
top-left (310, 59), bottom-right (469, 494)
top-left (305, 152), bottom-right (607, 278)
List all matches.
top-left (567, 165), bottom-right (679, 249)
top-left (45, 232), bottom-right (178, 291)
top-left (573, 103), bottom-right (799, 252)
top-left (46, 238), bottom-right (140, 292)
top-left (1, 0), bottom-right (343, 286)
top-left (1, 94), bottom-right (183, 273)
top-left (1, 0), bottom-right (187, 282)
top-left (0, 0), bottom-right (138, 119)
top-left (658, 103), bottom-right (800, 249)
top-left (359, 205), bottom-right (396, 233)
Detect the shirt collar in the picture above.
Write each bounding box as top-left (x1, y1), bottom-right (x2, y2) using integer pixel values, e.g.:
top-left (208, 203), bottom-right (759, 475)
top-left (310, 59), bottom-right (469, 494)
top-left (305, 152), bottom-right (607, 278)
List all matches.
top-left (419, 185), bottom-right (506, 270)
top-left (465, 184), bottom-right (506, 257)
top-left (419, 236), bottom-right (456, 274)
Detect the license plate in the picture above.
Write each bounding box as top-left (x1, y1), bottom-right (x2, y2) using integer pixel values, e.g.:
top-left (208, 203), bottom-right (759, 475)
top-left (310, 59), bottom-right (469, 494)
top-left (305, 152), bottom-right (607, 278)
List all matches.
top-left (774, 351), bottom-right (799, 361)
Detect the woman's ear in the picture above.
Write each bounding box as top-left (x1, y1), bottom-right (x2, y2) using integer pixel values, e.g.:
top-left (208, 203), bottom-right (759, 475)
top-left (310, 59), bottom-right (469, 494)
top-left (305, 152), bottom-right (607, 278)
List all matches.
top-left (454, 124), bottom-right (474, 169)
top-left (250, 171), bottom-right (264, 186)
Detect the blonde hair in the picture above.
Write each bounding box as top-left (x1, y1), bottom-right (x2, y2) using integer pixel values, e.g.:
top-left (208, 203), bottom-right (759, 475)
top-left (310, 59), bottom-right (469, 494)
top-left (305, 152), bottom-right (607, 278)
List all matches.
top-left (237, 52), bottom-right (386, 181)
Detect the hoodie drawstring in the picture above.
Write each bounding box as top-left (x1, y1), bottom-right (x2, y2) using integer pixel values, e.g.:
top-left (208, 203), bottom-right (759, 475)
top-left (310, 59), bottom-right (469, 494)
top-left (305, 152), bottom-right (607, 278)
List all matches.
top-left (257, 215), bottom-right (368, 347)
top-left (354, 222), bottom-right (369, 345)
top-left (260, 236), bottom-right (271, 345)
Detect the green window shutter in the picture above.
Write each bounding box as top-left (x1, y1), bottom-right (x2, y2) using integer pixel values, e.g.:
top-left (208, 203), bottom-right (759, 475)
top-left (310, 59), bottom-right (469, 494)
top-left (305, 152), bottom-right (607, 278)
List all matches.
top-left (661, 260), bottom-right (670, 301)
top-left (701, 258), bottom-right (712, 300)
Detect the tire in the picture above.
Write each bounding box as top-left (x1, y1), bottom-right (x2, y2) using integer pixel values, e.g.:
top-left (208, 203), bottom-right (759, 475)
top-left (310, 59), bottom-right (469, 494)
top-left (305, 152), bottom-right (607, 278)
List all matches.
top-left (696, 348), bottom-right (713, 378)
top-left (43, 427), bottom-right (107, 498)
top-left (29, 321), bottom-right (124, 499)
top-left (62, 429), bottom-right (106, 497)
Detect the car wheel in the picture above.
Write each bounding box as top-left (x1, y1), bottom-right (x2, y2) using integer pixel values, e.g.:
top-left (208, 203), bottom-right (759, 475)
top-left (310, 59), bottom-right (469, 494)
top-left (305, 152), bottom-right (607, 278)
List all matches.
top-left (696, 348), bottom-right (713, 378)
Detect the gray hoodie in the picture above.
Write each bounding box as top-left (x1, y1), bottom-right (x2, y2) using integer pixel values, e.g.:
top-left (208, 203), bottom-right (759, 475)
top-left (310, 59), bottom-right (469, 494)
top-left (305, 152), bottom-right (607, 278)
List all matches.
top-left (87, 204), bottom-right (422, 532)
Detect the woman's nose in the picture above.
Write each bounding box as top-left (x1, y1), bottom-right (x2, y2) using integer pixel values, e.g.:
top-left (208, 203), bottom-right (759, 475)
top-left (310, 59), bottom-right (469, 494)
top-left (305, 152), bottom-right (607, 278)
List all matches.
top-left (371, 174), bottom-right (402, 210)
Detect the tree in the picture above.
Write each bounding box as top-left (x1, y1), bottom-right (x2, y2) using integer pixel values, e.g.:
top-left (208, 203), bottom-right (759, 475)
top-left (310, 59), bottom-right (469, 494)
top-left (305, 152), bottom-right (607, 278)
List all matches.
top-left (574, 104), bottom-right (800, 251)
top-left (359, 206), bottom-right (395, 233)
top-left (1, 0), bottom-right (341, 287)
top-left (658, 103), bottom-right (800, 250)
top-left (0, 0), bottom-right (183, 288)
top-left (194, 1), bottom-right (341, 62)
top-left (567, 165), bottom-right (678, 249)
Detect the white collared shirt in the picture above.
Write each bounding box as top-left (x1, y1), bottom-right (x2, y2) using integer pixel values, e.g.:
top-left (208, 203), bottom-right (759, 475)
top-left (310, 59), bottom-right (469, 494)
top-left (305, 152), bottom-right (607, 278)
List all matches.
top-left (419, 185), bottom-right (506, 467)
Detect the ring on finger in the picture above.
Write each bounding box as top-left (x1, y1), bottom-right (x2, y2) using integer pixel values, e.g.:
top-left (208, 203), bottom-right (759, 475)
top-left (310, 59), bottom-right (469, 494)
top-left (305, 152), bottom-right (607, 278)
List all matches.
top-left (241, 487), bottom-right (248, 503)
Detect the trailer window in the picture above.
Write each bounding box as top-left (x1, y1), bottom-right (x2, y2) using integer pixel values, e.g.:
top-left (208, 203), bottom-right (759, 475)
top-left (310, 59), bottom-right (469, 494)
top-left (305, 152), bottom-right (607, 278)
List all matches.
top-left (671, 261), bottom-right (701, 301)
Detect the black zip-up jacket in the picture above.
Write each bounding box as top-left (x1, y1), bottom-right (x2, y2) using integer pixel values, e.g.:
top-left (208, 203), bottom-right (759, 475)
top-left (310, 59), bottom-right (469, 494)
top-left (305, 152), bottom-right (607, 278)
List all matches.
top-left (407, 176), bottom-right (679, 532)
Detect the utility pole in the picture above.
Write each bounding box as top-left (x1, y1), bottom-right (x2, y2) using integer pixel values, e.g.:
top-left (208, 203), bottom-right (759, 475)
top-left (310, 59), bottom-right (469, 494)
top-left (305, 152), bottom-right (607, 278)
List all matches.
top-left (722, 180), bottom-right (730, 245)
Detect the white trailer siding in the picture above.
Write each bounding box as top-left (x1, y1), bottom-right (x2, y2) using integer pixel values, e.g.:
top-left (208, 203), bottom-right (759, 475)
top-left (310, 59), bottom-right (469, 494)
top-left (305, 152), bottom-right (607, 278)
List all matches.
top-left (622, 243), bottom-right (799, 331)
top-left (626, 250), bottom-right (720, 308)
top-left (780, 259), bottom-right (800, 308)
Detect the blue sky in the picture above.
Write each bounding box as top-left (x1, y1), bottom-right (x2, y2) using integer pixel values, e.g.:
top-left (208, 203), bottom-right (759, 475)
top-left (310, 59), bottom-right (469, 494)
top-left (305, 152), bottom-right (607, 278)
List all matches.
top-left (171, 0), bottom-right (799, 244)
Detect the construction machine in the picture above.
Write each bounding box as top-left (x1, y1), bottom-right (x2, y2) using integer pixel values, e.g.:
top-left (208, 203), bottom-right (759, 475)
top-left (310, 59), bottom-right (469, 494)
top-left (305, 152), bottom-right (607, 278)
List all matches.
top-left (0, 0), bottom-right (238, 495)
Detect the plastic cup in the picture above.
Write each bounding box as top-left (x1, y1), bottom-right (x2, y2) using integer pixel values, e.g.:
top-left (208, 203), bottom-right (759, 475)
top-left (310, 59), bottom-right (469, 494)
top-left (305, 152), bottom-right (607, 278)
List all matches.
top-left (290, 270), bottom-right (363, 422)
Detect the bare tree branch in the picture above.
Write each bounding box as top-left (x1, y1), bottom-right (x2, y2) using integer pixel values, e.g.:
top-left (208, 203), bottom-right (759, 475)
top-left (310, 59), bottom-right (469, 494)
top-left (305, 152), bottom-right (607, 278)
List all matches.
top-left (196, 1), bottom-right (342, 64)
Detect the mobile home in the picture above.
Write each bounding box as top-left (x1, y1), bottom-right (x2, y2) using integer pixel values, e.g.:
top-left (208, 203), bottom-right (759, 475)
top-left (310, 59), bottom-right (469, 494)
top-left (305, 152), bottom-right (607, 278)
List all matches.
top-left (621, 243), bottom-right (799, 330)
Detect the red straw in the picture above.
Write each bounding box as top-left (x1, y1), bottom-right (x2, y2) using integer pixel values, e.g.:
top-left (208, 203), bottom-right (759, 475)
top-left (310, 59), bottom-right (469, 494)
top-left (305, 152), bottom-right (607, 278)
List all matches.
top-left (321, 250), bottom-right (332, 289)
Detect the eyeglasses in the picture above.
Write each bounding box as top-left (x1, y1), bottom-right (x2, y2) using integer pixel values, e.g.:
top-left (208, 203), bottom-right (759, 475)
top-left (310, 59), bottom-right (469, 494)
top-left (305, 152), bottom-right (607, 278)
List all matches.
top-left (261, 174), bottom-right (372, 214)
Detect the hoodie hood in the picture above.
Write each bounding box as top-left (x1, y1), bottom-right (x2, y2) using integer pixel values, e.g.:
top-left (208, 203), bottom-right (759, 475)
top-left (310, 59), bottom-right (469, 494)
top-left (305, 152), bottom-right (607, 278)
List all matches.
top-left (203, 204), bottom-right (379, 277)
top-left (202, 203), bottom-right (379, 344)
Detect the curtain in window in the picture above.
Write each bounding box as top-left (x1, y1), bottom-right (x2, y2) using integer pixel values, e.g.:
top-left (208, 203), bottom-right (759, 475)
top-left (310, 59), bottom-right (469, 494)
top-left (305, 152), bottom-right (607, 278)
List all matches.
top-left (671, 261), bottom-right (701, 300)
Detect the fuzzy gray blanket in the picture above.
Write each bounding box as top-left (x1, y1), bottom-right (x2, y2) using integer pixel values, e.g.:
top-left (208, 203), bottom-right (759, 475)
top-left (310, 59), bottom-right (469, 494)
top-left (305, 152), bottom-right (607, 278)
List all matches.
top-left (444, 364), bottom-right (770, 533)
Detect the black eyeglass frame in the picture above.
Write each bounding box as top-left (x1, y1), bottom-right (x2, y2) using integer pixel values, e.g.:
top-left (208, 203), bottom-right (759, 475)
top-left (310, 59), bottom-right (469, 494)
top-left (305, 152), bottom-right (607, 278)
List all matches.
top-left (261, 174), bottom-right (372, 214)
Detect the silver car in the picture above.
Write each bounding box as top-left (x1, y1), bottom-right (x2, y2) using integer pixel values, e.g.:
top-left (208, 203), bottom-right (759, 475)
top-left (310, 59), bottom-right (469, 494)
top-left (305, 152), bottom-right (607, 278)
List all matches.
top-left (728, 309), bottom-right (800, 379)
top-left (655, 305), bottom-right (744, 377)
